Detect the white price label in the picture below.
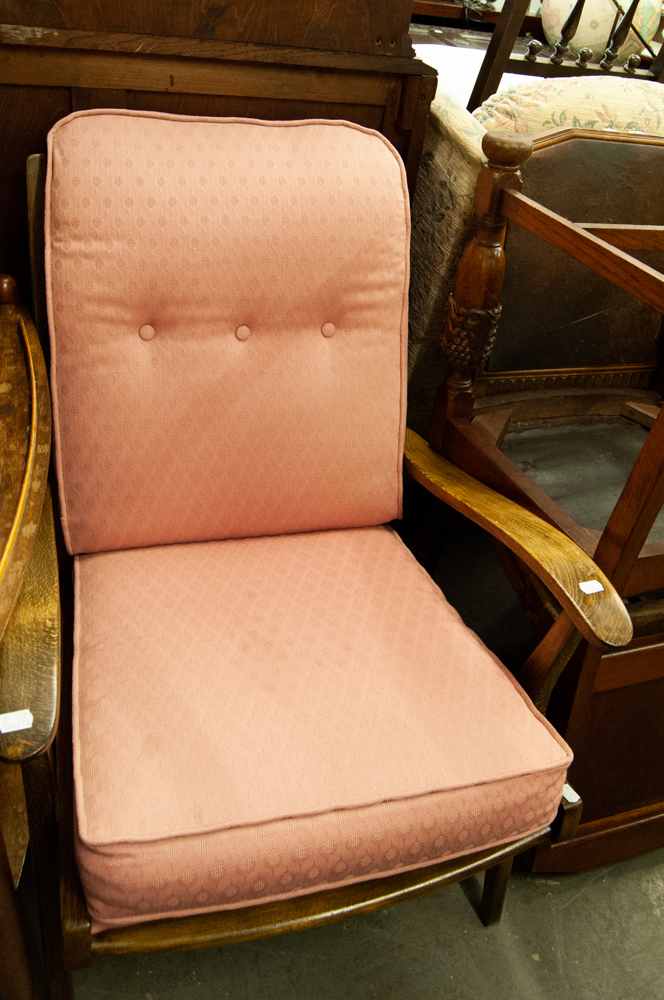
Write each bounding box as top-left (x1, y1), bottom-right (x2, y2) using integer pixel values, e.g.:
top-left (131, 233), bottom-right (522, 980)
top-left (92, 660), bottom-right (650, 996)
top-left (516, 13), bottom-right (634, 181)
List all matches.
top-left (0, 709), bottom-right (33, 734)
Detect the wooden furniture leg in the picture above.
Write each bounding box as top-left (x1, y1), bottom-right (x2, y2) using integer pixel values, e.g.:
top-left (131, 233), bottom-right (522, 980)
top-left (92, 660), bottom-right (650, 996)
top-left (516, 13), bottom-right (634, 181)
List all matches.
top-left (22, 752), bottom-right (74, 1000)
top-left (478, 857), bottom-right (514, 926)
top-left (0, 824), bottom-right (36, 1000)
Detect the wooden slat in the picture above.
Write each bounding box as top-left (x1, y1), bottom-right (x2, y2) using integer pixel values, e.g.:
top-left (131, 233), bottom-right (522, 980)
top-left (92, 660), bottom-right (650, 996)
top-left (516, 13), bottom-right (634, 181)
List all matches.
top-left (579, 224), bottom-right (664, 252)
top-left (593, 406), bottom-right (664, 594)
top-left (531, 127), bottom-right (664, 152)
top-left (501, 189), bottom-right (664, 315)
top-left (0, 44), bottom-right (393, 104)
top-left (444, 415), bottom-right (600, 553)
top-left (594, 642), bottom-right (664, 692)
top-left (621, 400), bottom-right (661, 429)
top-left (466, 0), bottom-right (531, 112)
top-left (518, 610), bottom-right (582, 712)
top-left (404, 429), bottom-right (633, 650)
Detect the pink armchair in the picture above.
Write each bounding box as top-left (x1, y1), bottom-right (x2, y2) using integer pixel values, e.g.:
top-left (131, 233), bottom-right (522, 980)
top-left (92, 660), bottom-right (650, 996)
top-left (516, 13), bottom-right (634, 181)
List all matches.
top-left (0, 109), bottom-right (632, 998)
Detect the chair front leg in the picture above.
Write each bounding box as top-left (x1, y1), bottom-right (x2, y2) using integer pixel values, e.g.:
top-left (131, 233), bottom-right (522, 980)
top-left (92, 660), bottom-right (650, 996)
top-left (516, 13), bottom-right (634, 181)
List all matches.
top-left (478, 856), bottom-right (514, 926)
top-left (22, 752), bottom-right (73, 1000)
top-left (0, 823), bottom-right (36, 1000)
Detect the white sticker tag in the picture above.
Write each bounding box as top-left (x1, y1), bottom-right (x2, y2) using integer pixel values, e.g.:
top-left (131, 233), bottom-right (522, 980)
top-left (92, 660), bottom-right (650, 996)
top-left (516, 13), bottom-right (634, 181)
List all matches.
top-left (579, 580), bottom-right (604, 595)
top-left (0, 708), bottom-right (33, 734)
top-left (563, 783), bottom-right (581, 804)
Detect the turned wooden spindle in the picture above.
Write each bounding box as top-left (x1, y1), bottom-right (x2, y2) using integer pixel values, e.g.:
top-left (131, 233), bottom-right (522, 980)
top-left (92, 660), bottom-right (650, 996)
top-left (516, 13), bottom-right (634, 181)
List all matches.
top-left (0, 275), bottom-right (19, 305)
top-left (575, 46), bottom-right (593, 68)
top-left (625, 52), bottom-right (641, 73)
top-left (550, 0), bottom-right (587, 64)
top-left (525, 38), bottom-right (543, 62)
top-left (429, 131), bottom-right (534, 452)
top-left (600, 0), bottom-right (641, 70)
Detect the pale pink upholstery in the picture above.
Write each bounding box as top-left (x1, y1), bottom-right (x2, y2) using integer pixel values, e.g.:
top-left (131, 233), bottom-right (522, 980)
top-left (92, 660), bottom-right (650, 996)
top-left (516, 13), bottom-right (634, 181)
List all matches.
top-left (73, 526), bottom-right (571, 931)
top-left (45, 110), bottom-right (572, 935)
top-left (46, 111), bottom-right (409, 555)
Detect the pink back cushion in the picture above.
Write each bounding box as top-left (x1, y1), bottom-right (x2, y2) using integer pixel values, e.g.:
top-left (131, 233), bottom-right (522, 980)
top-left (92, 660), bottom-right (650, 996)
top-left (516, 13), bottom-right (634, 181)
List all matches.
top-left (46, 111), bottom-right (409, 554)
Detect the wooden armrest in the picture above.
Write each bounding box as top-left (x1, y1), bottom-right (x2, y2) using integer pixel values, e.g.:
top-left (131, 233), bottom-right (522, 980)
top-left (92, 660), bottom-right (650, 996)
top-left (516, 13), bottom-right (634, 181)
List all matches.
top-left (404, 429), bottom-right (633, 651)
top-left (0, 486), bottom-right (60, 762)
top-left (0, 294), bottom-right (57, 762)
top-left (0, 299), bottom-right (51, 641)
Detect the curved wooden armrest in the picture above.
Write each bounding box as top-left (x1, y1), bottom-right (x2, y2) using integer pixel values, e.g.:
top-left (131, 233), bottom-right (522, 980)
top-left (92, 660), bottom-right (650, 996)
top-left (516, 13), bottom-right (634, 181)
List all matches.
top-left (0, 299), bottom-right (51, 640)
top-left (0, 293), bottom-right (58, 762)
top-left (0, 486), bottom-right (60, 762)
top-left (404, 429), bottom-right (633, 651)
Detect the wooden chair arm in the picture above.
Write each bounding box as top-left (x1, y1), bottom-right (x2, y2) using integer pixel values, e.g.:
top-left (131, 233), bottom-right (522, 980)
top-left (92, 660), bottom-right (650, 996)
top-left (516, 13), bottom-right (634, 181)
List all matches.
top-left (0, 299), bottom-right (51, 640)
top-left (0, 486), bottom-right (60, 762)
top-left (404, 428), bottom-right (633, 651)
top-left (0, 295), bottom-right (58, 763)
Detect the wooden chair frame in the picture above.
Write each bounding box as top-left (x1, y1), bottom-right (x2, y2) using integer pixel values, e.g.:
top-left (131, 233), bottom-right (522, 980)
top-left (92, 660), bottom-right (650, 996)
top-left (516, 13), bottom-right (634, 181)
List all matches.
top-left (430, 127), bottom-right (664, 870)
top-left (0, 146), bottom-right (636, 997)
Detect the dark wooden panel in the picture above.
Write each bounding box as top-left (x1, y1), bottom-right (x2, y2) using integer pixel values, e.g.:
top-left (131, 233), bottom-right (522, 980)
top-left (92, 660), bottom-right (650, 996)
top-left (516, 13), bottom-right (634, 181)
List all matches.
top-left (0, 84), bottom-right (70, 301)
top-left (532, 800), bottom-right (664, 872)
top-left (567, 676), bottom-right (664, 822)
top-left (594, 643), bottom-right (664, 691)
top-left (69, 86), bottom-right (387, 142)
top-left (0, 24), bottom-right (430, 74)
top-left (0, 45), bottom-right (394, 105)
top-left (0, 0), bottom-right (414, 56)
top-left (488, 137), bottom-right (664, 374)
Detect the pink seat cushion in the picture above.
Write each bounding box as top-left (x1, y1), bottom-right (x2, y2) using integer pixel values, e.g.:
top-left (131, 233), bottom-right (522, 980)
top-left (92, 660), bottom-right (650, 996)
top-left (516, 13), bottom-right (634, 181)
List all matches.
top-left (73, 526), bottom-right (572, 932)
top-left (46, 111), bottom-right (409, 555)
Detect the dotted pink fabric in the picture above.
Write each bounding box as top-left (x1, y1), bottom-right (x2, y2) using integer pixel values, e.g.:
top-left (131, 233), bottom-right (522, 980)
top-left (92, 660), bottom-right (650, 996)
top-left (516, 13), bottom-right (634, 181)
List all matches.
top-left (72, 527), bottom-right (572, 931)
top-left (46, 111), bottom-right (409, 555)
top-left (48, 110), bottom-right (571, 934)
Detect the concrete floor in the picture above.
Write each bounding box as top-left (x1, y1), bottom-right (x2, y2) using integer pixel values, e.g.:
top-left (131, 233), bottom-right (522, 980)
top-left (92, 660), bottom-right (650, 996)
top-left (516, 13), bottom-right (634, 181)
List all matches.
top-left (15, 485), bottom-right (664, 1000)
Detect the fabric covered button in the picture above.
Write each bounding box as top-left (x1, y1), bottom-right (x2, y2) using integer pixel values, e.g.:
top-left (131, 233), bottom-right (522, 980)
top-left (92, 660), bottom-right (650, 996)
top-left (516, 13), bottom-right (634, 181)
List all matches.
top-left (321, 323), bottom-right (336, 338)
top-left (235, 325), bottom-right (251, 341)
top-left (139, 325), bottom-right (156, 341)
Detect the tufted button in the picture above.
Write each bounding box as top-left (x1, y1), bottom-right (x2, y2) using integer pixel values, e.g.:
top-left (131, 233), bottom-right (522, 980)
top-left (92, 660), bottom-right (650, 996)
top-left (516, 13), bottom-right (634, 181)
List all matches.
top-left (321, 323), bottom-right (336, 338)
top-left (139, 324), bottom-right (156, 341)
top-left (235, 325), bottom-right (251, 341)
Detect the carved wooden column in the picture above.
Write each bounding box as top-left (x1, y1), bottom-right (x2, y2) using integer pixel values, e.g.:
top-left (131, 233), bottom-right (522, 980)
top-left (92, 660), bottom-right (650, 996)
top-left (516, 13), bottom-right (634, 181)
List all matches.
top-left (429, 131), bottom-right (534, 452)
